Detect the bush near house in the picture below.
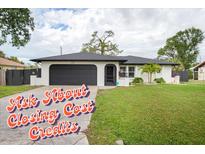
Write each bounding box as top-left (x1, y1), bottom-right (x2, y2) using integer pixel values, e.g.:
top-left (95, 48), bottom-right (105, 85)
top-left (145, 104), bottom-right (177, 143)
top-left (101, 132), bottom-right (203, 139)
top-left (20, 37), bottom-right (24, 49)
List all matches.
top-left (132, 77), bottom-right (144, 84)
top-left (188, 70), bottom-right (193, 80)
top-left (154, 77), bottom-right (166, 84)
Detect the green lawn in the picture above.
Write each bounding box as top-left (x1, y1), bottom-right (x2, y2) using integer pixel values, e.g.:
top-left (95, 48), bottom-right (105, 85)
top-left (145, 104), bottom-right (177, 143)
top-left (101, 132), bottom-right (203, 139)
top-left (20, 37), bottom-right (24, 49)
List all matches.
top-left (87, 84), bottom-right (205, 144)
top-left (0, 85), bottom-right (40, 98)
top-left (188, 80), bottom-right (205, 85)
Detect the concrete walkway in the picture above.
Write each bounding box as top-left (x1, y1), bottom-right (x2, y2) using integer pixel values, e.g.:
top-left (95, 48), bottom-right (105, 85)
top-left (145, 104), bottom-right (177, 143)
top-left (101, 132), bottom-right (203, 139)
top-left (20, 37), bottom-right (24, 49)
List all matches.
top-left (0, 86), bottom-right (97, 145)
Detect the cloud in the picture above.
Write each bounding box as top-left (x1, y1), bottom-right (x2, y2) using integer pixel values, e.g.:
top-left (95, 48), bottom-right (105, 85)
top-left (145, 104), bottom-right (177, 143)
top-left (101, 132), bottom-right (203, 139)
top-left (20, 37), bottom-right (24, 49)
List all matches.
top-left (0, 8), bottom-right (205, 64)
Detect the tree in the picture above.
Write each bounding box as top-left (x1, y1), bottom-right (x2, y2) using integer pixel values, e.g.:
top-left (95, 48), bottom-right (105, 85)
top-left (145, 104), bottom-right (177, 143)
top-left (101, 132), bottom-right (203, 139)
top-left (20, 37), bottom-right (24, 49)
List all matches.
top-left (9, 56), bottom-right (24, 64)
top-left (25, 62), bottom-right (40, 69)
top-left (0, 50), bottom-right (24, 64)
top-left (81, 30), bottom-right (123, 55)
top-left (158, 27), bottom-right (204, 70)
top-left (139, 64), bottom-right (162, 83)
top-left (0, 50), bottom-right (5, 57)
top-left (0, 9), bottom-right (34, 48)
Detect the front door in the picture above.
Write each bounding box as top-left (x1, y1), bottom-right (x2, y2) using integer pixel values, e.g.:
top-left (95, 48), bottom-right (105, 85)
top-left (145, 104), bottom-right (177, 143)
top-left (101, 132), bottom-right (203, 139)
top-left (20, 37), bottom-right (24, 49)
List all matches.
top-left (105, 64), bottom-right (116, 86)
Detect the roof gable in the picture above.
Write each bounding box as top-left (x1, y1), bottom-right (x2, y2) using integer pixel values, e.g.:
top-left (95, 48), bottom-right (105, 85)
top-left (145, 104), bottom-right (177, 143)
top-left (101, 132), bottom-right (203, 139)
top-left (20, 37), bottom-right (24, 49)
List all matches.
top-left (192, 61), bottom-right (205, 69)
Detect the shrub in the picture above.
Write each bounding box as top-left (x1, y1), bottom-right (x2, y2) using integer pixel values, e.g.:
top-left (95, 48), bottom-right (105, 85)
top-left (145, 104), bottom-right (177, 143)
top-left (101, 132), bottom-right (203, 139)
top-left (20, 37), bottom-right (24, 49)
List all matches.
top-left (154, 77), bottom-right (166, 84)
top-left (188, 70), bottom-right (193, 80)
top-left (132, 77), bottom-right (144, 84)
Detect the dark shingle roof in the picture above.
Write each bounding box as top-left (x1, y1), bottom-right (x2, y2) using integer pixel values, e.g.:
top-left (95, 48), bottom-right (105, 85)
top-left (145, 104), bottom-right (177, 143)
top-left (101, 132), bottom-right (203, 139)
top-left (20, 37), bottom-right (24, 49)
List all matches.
top-left (31, 52), bottom-right (178, 65)
top-left (31, 52), bottom-right (125, 62)
top-left (119, 56), bottom-right (177, 65)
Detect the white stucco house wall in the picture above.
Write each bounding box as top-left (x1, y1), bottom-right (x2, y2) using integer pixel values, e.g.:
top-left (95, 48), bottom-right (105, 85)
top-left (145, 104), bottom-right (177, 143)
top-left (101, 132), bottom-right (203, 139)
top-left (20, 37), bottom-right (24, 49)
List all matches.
top-left (30, 52), bottom-right (177, 86)
top-left (192, 61), bottom-right (205, 80)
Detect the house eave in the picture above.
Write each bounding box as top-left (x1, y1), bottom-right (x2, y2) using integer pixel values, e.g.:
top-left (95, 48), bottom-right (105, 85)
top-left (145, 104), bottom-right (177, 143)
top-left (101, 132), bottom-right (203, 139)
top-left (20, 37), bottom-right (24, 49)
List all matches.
top-left (119, 62), bottom-right (179, 66)
top-left (31, 59), bottom-right (126, 63)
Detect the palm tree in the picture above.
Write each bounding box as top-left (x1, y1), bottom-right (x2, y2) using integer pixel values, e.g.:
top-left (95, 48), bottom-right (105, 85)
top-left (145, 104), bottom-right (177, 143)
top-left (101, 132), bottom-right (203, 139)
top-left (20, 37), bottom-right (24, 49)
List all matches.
top-left (139, 64), bottom-right (162, 83)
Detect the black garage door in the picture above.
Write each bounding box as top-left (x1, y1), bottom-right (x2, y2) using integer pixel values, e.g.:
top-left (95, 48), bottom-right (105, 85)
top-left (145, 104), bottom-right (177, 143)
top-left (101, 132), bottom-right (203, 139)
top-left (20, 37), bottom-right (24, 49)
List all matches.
top-left (49, 64), bottom-right (97, 85)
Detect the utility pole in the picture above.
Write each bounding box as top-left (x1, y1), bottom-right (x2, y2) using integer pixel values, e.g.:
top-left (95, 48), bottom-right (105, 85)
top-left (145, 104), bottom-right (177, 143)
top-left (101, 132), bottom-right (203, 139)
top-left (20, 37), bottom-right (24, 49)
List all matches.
top-left (199, 54), bottom-right (202, 63)
top-left (60, 46), bottom-right (62, 55)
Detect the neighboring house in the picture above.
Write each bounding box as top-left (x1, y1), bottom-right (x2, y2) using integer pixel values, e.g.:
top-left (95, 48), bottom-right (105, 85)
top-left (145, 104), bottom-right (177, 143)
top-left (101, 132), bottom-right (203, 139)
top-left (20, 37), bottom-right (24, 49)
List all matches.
top-left (0, 57), bottom-right (25, 85)
top-left (0, 57), bottom-right (25, 70)
top-left (30, 52), bottom-right (177, 86)
top-left (192, 61), bottom-right (205, 80)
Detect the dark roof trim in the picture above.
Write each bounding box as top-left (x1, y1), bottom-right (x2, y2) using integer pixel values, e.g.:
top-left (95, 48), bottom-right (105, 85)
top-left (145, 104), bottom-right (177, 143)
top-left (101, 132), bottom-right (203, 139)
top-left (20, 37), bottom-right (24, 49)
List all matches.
top-left (31, 52), bottom-right (125, 62)
top-left (119, 56), bottom-right (179, 65)
top-left (119, 63), bottom-right (179, 66)
top-left (32, 59), bottom-right (126, 62)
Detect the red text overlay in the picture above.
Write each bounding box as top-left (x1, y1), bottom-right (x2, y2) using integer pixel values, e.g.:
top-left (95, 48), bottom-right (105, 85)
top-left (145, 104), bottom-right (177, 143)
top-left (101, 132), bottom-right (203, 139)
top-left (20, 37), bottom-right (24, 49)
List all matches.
top-left (5, 84), bottom-right (95, 141)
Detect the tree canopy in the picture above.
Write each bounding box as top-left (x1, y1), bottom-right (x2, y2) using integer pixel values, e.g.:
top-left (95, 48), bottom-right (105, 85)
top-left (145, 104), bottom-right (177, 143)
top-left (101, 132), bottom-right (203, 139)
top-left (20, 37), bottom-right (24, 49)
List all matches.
top-left (81, 30), bottom-right (123, 55)
top-left (157, 27), bottom-right (204, 70)
top-left (0, 8), bottom-right (35, 48)
top-left (9, 56), bottom-right (24, 64)
top-left (139, 63), bottom-right (162, 83)
top-left (0, 50), bottom-right (24, 64)
top-left (0, 50), bottom-right (5, 58)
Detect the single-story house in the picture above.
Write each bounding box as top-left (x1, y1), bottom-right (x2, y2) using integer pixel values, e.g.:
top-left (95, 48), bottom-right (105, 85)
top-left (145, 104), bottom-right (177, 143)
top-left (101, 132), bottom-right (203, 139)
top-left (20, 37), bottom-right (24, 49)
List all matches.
top-left (30, 52), bottom-right (177, 86)
top-left (192, 61), bottom-right (205, 80)
top-left (0, 57), bottom-right (25, 70)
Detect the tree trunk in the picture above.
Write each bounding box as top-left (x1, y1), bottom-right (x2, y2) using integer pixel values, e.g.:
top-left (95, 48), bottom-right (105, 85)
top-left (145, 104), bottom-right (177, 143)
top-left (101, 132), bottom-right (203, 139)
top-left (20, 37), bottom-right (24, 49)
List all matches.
top-left (147, 73), bottom-right (150, 83)
top-left (150, 73), bottom-right (152, 83)
top-left (101, 46), bottom-right (105, 55)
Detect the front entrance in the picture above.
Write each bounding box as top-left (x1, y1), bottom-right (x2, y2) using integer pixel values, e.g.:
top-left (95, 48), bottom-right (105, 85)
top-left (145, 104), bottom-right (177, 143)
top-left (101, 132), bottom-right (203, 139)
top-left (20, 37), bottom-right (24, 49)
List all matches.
top-left (105, 64), bottom-right (116, 86)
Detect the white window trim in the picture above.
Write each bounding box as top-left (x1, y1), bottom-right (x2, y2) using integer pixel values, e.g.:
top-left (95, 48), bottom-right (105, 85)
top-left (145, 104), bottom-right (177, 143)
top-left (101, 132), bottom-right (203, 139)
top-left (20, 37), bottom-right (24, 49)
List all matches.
top-left (128, 66), bottom-right (135, 78)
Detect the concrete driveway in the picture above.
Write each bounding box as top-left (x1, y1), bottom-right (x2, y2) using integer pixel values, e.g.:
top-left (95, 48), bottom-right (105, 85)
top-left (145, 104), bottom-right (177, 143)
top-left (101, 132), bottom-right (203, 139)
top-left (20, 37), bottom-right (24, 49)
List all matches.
top-left (0, 86), bottom-right (97, 145)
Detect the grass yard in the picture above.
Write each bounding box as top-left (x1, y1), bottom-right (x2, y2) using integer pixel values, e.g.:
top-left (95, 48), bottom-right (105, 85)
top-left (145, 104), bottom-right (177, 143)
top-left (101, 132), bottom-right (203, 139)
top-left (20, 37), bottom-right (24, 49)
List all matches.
top-left (87, 84), bottom-right (205, 144)
top-left (0, 85), bottom-right (40, 98)
top-left (188, 80), bottom-right (205, 85)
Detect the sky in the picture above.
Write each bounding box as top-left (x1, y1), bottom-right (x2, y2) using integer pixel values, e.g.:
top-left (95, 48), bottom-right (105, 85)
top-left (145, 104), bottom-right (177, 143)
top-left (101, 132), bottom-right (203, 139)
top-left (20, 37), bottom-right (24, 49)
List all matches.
top-left (1, 8), bottom-right (205, 64)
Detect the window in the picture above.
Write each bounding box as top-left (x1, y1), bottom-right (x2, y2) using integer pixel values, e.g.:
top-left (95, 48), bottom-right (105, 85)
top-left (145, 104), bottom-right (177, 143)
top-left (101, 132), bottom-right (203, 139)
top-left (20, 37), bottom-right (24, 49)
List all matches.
top-left (119, 66), bottom-right (126, 77)
top-left (129, 67), bottom-right (135, 78)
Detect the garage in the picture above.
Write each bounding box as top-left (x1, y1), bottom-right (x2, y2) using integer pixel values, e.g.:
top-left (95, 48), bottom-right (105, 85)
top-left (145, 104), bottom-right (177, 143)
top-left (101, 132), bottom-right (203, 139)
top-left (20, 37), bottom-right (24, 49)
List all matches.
top-left (49, 64), bottom-right (97, 85)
